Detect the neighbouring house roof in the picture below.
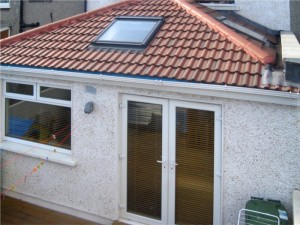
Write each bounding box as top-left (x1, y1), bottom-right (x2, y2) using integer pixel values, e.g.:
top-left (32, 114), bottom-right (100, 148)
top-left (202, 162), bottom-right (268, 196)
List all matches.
top-left (195, 5), bottom-right (278, 54)
top-left (0, 0), bottom-right (298, 92)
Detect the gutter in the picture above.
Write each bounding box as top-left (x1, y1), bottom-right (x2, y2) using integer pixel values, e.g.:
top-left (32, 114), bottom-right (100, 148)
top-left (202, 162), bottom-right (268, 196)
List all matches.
top-left (0, 65), bottom-right (299, 106)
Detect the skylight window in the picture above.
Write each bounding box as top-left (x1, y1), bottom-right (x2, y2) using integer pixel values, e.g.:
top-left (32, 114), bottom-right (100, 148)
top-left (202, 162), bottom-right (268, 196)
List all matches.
top-left (91, 16), bottom-right (164, 50)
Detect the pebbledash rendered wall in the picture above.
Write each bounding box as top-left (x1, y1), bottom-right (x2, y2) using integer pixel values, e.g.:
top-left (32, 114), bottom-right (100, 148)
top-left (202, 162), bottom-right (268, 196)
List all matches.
top-left (0, 75), bottom-right (299, 224)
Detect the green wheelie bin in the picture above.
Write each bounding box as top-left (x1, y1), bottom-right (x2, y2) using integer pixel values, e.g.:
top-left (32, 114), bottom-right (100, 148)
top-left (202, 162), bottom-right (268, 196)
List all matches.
top-left (245, 197), bottom-right (289, 225)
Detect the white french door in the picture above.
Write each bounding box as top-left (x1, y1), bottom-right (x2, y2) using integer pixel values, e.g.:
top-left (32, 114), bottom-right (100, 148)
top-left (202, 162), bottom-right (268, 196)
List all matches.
top-left (120, 95), bottom-right (222, 225)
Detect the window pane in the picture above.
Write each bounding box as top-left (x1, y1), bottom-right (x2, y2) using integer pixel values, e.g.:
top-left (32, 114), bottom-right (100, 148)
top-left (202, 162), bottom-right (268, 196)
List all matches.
top-left (0, 0), bottom-right (9, 3)
top-left (5, 99), bottom-right (71, 150)
top-left (40, 86), bottom-right (71, 101)
top-left (0, 29), bottom-right (9, 39)
top-left (6, 82), bottom-right (34, 96)
top-left (175, 108), bottom-right (214, 225)
top-left (98, 20), bottom-right (157, 43)
top-left (127, 101), bottom-right (162, 219)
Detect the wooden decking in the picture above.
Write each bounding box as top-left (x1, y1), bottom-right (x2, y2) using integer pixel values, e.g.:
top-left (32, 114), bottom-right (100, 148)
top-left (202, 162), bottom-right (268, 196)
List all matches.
top-left (1, 196), bottom-right (102, 225)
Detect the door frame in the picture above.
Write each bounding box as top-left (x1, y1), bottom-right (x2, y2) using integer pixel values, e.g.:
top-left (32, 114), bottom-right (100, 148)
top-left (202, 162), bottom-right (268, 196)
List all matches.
top-left (168, 100), bottom-right (222, 225)
top-left (119, 95), bottom-right (169, 225)
top-left (119, 94), bottom-right (223, 225)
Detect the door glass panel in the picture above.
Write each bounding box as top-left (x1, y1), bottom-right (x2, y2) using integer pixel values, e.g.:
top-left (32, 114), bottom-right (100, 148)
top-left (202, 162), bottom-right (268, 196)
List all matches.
top-left (127, 101), bottom-right (162, 220)
top-left (175, 107), bottom-right (214, 225)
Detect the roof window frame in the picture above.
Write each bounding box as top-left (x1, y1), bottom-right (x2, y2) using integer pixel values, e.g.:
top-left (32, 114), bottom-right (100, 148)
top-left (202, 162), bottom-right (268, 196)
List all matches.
top-left (91, 16), bottom-right (164, 51)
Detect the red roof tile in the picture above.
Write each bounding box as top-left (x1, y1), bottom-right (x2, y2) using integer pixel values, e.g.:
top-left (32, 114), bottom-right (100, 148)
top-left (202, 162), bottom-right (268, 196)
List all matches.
top-left (0, 0), bottom-right (298, 92)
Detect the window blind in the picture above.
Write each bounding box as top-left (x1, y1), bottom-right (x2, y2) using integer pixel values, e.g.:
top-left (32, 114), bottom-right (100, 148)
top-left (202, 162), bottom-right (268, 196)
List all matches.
top-left (175, 107), bottom-right (214, 225)
top-left (127, 101), bottom-right (162, 220)
top-left (5, 99), bottom-right (71, 149)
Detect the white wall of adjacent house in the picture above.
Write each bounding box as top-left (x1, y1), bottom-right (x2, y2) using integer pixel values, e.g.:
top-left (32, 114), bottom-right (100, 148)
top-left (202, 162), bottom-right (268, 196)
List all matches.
top-left (0, 73), bottom-right (299, 225)
top-left (235, 0), bottom-right (290, 30)
top-left (87, 0), bottom-right (120, 11)
top-left (87, 0), bottom-right (290, 31)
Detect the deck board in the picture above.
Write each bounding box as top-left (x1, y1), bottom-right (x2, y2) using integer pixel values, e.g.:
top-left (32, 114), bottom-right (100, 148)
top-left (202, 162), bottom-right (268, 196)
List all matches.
top-left (1, 196), bottom-right (102, 225)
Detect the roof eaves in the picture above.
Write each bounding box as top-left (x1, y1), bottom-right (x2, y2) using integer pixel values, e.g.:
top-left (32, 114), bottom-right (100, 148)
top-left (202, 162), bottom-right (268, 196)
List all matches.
top-left (172, 0), bottom-right (275, 65)
top-left (0, 0), bottom-right (140, 48)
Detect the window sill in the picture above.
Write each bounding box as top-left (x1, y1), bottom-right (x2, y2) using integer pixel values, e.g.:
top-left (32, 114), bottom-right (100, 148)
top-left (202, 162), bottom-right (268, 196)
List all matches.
top-left (201, 3), bottom-right (239, 10)
top-left (0, 141), bottom-right (77, 167)
top-left (0, 3), bottom-right (10, 8)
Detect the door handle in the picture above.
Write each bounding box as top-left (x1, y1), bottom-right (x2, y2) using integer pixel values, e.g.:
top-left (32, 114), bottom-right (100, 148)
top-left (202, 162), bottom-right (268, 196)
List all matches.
top-left (157, 158), bottom-right (166, 164)
top-left (170, 160), bottom-right (178, 166)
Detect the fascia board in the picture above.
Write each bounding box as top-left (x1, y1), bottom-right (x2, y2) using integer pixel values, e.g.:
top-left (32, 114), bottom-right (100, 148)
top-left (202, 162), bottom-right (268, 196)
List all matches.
top-left (0, 65), bottom-right (299, 106)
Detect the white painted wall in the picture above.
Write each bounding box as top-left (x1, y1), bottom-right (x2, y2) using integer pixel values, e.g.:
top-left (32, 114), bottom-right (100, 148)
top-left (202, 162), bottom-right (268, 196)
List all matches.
top-left (235, 0), bottom-right (290, 30)
top-left (202, 0), bottom-right (290, 31)
top-left (1, 74), bottom-right (299, 224)
top-left (87, 0), bottom-right (120, 11)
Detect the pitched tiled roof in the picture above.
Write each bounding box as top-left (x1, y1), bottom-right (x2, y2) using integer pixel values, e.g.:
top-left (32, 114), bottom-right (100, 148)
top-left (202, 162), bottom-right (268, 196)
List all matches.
top-left (0, 0), bottom-right (297, 92)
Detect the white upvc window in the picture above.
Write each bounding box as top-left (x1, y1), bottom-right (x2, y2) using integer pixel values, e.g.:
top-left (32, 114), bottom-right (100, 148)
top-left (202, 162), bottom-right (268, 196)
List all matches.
top-left (3, 80), bottom-right (72, 154)
top-left (197, 0), bottom-right (234, 2)
top-left (0, 0), bottom-right (10, 8)
top-left (197, 0), bottom-right (238, 10)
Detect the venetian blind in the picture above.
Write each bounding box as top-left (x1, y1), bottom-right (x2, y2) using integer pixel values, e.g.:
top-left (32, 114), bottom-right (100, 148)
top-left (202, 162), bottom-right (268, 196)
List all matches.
top-left (5, 99), bottom-right (71, 150)
top-left (127, 101), bottom-right (162, 220)
top-left (175, 107), bottom-right (214, 225)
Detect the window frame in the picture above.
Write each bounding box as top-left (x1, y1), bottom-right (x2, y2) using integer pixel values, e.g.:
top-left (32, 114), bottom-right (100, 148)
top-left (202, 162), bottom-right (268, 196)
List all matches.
top-left (28, 0), bottom-right (53, 2)
top-left (91, 16), bottom-right (164, 51)
top-left (0, 0), bottom-right (10, 8)
top-left (37, 84), bottom-right (71, 107)
top-left (2, 80), bottom-right (72, 154)
top-left (0, 27), bottom-right (10, 39)
top-left (4, 80), bottom-right (36, 100)
top-left (197, 0), bottom-right (234, 2)
top-left (197, 0), bottom-right (238, 10)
